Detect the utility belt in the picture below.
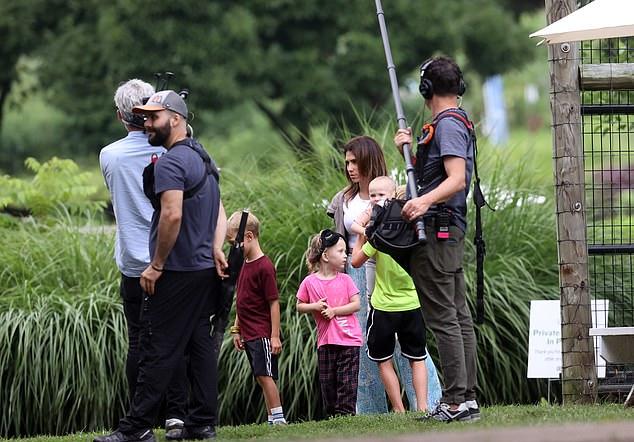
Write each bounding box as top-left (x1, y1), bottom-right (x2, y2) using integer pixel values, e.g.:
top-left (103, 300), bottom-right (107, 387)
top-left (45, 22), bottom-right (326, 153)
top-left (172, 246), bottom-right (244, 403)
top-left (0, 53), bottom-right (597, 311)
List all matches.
top-left (423, 205), bottom-right (454, 241)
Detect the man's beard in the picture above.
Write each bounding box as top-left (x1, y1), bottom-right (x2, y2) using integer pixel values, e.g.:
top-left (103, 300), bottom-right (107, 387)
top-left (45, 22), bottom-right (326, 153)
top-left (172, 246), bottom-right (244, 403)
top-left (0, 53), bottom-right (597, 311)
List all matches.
top-left (148, 121), bottom-right (170, 146)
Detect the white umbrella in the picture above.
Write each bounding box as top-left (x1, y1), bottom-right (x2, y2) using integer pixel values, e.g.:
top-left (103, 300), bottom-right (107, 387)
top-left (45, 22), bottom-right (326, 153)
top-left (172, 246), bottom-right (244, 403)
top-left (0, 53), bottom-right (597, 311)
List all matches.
top-left (530, 0), bottom-right (634, 44)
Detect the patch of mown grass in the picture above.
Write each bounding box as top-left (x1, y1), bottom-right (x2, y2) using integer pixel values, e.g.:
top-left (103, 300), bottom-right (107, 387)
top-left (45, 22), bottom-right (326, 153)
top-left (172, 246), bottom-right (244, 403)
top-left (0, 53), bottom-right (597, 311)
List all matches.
top-left (9, 404), bottom-right (634, 442)
top-left (216, 404), bottom-right (634, 440)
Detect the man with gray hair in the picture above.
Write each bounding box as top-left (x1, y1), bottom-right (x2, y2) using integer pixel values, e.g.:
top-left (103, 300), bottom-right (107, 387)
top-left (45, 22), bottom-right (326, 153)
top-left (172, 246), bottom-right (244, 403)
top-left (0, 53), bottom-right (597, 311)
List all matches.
top-left (95, 88), bottom-right (226, 442)
top-left (99, 79), bottom-right (187, 439)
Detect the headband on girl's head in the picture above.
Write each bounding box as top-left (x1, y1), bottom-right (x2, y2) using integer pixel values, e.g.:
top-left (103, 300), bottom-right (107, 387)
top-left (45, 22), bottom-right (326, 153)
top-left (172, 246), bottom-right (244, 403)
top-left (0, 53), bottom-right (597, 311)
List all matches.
top-left (319, 229), bottom-right (344, 254)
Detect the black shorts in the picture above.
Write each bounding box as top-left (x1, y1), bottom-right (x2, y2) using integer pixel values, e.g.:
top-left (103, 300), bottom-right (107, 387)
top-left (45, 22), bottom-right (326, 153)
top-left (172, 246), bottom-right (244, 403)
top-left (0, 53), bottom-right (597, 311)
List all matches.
top-left (366, 307), bottom-right (427, 361)
top-left (244, 337), bottom-right (279, 379)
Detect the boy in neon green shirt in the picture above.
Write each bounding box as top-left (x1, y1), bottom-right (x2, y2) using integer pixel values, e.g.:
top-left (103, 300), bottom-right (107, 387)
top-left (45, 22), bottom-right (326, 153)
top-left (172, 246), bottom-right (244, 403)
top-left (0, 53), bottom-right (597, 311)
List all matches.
top-left (351, 176), bottom-right (428, 412)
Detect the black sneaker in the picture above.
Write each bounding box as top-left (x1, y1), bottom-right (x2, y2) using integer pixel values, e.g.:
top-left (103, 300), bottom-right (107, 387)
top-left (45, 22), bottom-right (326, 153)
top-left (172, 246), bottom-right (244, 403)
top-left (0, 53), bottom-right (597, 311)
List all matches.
top-left (181, 425), bottom-right (216, 440)
top-left (165, 418), bottom-right (185, 440)
top-left (427, 403), bottom-right (471, 423)
top-left (93, 429), bottom-right (155, 442)
top-left (466, 400), bottom-right (481, 421)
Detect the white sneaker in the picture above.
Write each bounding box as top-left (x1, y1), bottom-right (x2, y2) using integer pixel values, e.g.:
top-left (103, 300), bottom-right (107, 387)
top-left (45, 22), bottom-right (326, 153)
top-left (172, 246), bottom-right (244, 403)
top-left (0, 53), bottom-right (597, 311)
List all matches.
top-left (465, 400), bottom-right (481, 421)
top-left (165, 418), bottom-right (184, 440)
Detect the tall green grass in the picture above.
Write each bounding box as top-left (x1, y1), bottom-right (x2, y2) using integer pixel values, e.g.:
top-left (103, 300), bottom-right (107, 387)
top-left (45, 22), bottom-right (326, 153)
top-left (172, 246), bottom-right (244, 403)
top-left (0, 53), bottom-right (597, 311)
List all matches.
top-left (0, 123), bottom-right (560, 436)
top-left (0, 216), bottom-right (125, 436)
top-left (217, 123), bottom-right (559, 419)
top-left (465, 154), bottom-right (559, 403)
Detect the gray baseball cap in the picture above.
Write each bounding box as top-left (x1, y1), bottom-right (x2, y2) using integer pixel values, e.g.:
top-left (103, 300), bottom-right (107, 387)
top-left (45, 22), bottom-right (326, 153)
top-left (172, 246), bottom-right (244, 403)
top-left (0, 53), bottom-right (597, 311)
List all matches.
top-left (132, 90), bottom-right (188, 119)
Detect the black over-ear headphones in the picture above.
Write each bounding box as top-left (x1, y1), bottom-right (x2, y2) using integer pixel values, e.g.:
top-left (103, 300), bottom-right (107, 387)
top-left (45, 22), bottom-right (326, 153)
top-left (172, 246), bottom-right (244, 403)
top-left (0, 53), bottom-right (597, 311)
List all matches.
top-left (126, 113), bottom-right (147, 129)
top-left (419, 58), bottom-right (466, 99)
top-left (419, 59), bottom-right (435, 100)
top-left (119, 109), bottom-right (146, 130)
top-left (117, 93), bottom-right (150, 129)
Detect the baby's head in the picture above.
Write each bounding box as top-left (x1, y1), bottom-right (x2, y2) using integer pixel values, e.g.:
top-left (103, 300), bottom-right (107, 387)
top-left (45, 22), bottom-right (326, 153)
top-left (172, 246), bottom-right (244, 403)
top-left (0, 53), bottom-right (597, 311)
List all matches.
top-left (368, 176), bottom-right (396, 206)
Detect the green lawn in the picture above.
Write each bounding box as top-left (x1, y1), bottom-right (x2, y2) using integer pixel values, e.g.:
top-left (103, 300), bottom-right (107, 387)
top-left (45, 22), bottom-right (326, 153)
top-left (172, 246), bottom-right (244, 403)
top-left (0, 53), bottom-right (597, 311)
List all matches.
top-left (10, 404), bottom-right (634, 442)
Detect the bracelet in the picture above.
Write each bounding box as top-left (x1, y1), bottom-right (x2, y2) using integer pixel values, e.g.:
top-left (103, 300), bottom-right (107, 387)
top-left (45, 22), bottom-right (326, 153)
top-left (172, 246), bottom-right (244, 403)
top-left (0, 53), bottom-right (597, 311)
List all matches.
top-left (151, 264), bottom-right (164, 272)
top-left (229, 325), bottom-right (240, 335)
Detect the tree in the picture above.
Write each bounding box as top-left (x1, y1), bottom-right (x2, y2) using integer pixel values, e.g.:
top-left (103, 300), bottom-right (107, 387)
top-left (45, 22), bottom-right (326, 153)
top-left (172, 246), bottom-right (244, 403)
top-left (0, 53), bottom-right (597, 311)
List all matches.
top-left (20, 0), bottom-right (537, 157)
top-left (460, 0), bottom-right (537, 78)
top-left (36, 0), bottom-right (264, 154)
top-left (498, 0), bottom-right (544, 18)
top-left (0, 0), bottom-right (66, 136)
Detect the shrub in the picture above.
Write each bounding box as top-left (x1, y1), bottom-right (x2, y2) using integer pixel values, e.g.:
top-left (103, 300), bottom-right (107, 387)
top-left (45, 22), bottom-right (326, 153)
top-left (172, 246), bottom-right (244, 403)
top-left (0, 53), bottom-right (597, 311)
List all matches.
top-left (0, 157), bottom-right (105, 219)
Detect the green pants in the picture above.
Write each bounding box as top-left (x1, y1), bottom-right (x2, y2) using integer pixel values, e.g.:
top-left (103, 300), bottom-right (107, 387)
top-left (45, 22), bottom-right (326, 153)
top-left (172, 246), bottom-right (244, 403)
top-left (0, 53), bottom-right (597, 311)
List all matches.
top-left (409, 222), bottom-right (478, 405)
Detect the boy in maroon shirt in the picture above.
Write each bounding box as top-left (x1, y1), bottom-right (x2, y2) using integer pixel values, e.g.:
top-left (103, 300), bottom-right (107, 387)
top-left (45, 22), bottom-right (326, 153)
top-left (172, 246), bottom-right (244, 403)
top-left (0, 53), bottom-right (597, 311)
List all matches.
top-left (227, 211), bottom-right (286, 425)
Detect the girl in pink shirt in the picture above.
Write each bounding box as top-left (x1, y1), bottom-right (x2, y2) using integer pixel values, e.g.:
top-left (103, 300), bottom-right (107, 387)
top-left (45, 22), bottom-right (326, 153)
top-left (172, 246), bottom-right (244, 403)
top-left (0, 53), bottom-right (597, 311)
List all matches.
top-left (296, 229), bottom-right (362, 416)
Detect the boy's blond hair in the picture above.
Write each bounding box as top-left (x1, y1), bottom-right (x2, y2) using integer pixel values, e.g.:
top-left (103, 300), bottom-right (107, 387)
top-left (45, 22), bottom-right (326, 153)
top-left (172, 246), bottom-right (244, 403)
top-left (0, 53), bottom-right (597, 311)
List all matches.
top-left (227, 211), bottom-right (260, 238)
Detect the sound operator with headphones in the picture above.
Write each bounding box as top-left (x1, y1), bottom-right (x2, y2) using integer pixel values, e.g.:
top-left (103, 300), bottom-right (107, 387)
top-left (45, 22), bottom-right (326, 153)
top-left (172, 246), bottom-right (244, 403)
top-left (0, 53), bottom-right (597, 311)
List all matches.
top-left (99, 79), bottom-right (188, 439)
top-left (393, 56), bottom-right (479, 423)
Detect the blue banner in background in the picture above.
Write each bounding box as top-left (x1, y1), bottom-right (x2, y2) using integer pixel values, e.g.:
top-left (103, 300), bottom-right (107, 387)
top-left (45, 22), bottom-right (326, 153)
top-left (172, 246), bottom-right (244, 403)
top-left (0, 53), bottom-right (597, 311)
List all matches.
top-left (482, 75), bottom-right (509, 146)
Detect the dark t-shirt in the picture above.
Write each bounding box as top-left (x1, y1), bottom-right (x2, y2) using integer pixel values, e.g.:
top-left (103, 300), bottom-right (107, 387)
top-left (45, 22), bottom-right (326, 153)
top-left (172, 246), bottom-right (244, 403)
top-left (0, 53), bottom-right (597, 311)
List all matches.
top-left (149, 139), bottom-right (220, 271)
top-left (236, 255), bottom-right (279, 341)
top-left (416, 108), bottom-right (474, 232)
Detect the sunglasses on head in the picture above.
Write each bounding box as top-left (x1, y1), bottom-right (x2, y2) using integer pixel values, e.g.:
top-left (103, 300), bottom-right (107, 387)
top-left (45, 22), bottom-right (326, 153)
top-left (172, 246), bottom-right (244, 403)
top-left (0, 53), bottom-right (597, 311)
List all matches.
top-left (319, 229), bottom-right (344, 254)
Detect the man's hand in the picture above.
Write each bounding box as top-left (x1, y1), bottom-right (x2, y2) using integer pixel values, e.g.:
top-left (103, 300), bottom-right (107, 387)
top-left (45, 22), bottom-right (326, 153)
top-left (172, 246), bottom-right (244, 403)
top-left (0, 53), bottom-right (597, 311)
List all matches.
top-left (232, 333), bottom-right (244, 351)
top-left (402, 196), bottom-right (432, 222)
top-left (394, 127), bottom-right (413, 156)
top-left (270, 336), bottom-right (282, 355)
top-left (214, 248), bottom-right (229, 278)
top-left (140, 264), bottom-right (163, 295)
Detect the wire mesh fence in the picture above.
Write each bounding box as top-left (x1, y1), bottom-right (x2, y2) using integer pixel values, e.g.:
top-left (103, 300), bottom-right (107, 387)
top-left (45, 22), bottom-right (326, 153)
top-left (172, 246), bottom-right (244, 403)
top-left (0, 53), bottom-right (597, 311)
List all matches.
top-left (581, 30), bottom-right (634, 397)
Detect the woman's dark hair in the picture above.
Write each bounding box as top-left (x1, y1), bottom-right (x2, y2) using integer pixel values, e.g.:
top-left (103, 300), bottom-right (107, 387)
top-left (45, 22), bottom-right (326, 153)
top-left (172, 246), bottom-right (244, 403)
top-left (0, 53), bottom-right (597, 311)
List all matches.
top-left (342, 136), bottom-right (387, 202)
top-left (424, 56), bottom-right (464, 97)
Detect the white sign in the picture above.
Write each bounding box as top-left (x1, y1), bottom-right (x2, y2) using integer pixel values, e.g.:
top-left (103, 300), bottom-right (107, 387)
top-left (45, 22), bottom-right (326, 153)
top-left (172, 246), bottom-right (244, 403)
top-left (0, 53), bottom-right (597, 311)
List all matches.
top-left (527, 299), bottom-right (608, 379)
top-left (527, 300), bottom-right (562, 378)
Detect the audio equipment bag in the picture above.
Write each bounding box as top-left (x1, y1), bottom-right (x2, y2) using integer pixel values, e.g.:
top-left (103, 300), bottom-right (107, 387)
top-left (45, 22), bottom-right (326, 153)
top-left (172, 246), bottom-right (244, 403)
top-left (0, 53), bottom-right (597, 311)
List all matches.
top-left (365, 199), bottom-right (420, 274)
top-left (211, 209), bottom-right (249, 336)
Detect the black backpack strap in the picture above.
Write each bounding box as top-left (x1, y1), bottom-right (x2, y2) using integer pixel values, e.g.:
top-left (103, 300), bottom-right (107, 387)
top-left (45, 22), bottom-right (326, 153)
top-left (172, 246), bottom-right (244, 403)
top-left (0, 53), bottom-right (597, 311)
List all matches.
top-left (459, 115), bottom-right (493, 325)
top-left (417, 111), bottom-right (474, 189)
top-left (438, 110), bottom-right (473, 132)
top-left (178, 138), bottom-right (220, 200)
top-left (183, 173), bottom-right (208, 200)
top-left (473, 139), bottom-right (487, 325)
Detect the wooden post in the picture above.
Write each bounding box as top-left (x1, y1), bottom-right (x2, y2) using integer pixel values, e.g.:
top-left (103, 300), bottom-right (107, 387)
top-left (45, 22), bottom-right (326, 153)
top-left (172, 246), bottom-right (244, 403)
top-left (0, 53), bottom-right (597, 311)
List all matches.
top-left (546, 0), bottom-right (597, 404)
